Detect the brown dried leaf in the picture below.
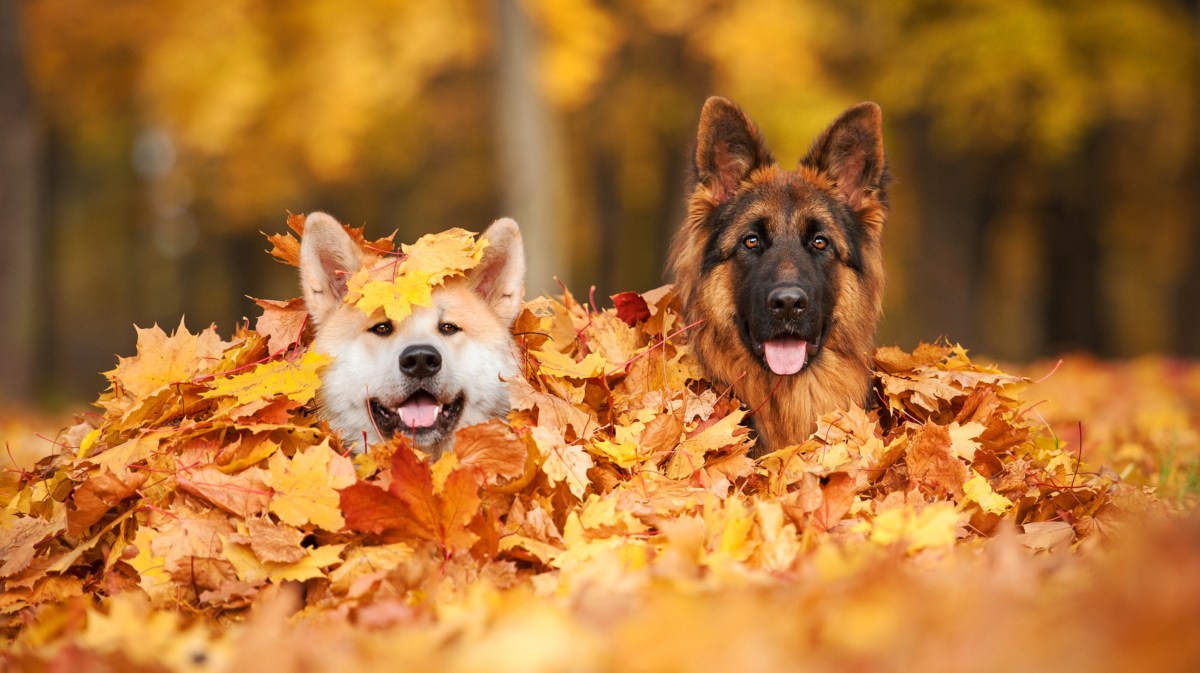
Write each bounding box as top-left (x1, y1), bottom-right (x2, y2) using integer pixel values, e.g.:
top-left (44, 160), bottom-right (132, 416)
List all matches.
top-left (1017, 521), bottom-right (1075, 552)
top-left (906, 423), bottom-right (970, 499)
top-left (252, 297), bottom-right (309, 354)
top-left (231, 517), bottom-right (307, 565)
top-left (454, 419), bottom-right (529, 486)
top-left (874, 343), bottom-right (952, 374)
top-left (813, 473), bottom-right (858, 531)
top-left (66, 468), bottom-right (146, 537)
top-left (0, 516), bottom-right (58, 578)
top-left (178, 464), bottom-right (272, 519)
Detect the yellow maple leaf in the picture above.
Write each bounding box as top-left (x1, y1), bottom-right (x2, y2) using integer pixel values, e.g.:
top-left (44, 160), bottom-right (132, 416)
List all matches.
top-left (329, 544), bottom-right (416, 594)
top-left (537, 431), bottom-right (594, 499)
top-left (963, 472), bottom-right (1013, 515)
top-left (753, 500), bottom-right (801, 571)
top-left (861, 502), bottom-right (964, 553)
top-left (266, 441), bottom-right (356, 531)
top-left (202, 350), bottom-right (331, 405)
top-left (554, 512), bottom-right (651, 574)
top-left (814, 443), bottom-right (853, 473)
top-left (109, 318), bottom-right (226, 399)
top-left (216, 436), bottom-right (280, 474)
top-left (126, 525), bottom-right (173, 603)
top-left (702, 495), bottom-right (755, 568)
top-left (665, 409), bottom-right (748, 479)
top-left (400, 227), bottom-right (487, 285)
top-left (430, 451), bottom-right (460, 491)
top-left (353, 273), bottom-right (435, 323)
top-left (80, 594), bottom-right (209, 668)
top-left (223, 540), bottom-right (346, 583)
top-left (589, 419), bottom-right (646, 468)
top-left (578, 493), bottom-right (650, 535)
top-left (343, 229), bottom-right (485, 321)
top-left (498, 534), bottom-right (564, 565)
top-left (533, 347), bottom-right (609, 379)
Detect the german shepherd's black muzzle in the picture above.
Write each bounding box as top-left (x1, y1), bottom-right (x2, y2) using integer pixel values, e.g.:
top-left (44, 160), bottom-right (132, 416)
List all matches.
top-left (736, 248), bottom-right (830, 376)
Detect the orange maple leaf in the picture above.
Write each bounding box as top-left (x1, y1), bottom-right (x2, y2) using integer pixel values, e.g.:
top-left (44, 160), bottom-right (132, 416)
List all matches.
top-left (339, 445), bottom-right (485, 552)
top-left (267, 212), bottom-right (396, 267)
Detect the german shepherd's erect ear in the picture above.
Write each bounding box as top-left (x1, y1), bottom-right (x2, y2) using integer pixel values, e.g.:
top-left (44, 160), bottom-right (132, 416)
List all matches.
top-left (694, 97), bottom-right (774, 204)
top-left (299, 212), bottom-right (364, 328)
top-left (469, 218), bottom-right (526, 326)
top-left (802, 102), bottom-right (888, 229)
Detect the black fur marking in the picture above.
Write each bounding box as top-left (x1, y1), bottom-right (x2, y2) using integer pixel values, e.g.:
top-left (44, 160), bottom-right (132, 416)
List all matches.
top-left (700, 181), bottom-right (871, 279)
top-left (731, 225), bottom-right (835, 370)
top-left (700, 189), bottom-right (766, 275)
top-left (828, 201), bottom-right (867, 275)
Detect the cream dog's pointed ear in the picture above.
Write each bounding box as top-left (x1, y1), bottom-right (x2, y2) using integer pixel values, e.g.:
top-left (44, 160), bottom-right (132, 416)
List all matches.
top-left (470, 217), bottom-right (526, 326)
top-left (299, 212), bottom-right (362, 327)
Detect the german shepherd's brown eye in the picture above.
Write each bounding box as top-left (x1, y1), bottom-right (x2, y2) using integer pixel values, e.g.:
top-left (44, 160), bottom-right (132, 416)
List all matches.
top-left (369, 321), bottom-right (393, 336)
top-left (438, 322), bottom-right (461, 335)
top-left (811, 235), bottom-right (830, 251)
top-left (742, 235), bottom-right (761, 250)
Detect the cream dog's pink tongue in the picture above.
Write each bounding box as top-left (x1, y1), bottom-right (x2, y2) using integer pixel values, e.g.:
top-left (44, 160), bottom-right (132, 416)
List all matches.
top-left (764, 338), bottom-right (808, 375)
top-left (398, 395), bottom-right (439, 429)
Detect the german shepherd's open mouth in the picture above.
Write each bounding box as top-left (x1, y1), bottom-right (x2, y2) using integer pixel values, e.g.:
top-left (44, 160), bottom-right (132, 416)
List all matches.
top-left (738, 313), bottom-right (825, 375)
top-left (746, 326), bottom-right (823, 376)
top-left (369, 390), bottom-right (466, 442)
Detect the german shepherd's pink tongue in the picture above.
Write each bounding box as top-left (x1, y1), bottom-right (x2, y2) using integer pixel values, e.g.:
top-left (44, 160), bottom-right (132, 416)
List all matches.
top-left (764, 337), bottom-right (808, 375)
top-left (398, 393), bottom-right (439, 429)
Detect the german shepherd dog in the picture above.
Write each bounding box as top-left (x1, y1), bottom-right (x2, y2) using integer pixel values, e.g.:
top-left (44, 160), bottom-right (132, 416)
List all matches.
top-left (668, 97), bottom-right (888, 453)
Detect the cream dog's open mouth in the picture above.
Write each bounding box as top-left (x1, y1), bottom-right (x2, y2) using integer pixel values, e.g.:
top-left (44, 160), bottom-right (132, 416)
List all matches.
top-left (369, 390), bottom-right (465, 443)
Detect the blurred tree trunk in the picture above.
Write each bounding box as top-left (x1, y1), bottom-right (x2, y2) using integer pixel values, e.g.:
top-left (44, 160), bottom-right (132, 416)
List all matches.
top-left (593, 146), bottom-right (620, 297)
top-left (1175, 159), bottom-right (1200, 356)
top-left (0, 2), bottom-right (42, 403)
top-left (1178, 2), bottom-right (1200, 356)
top-left (492, 0), bottom-right (569, 297)
top-left (904, 116), bottom-right (987, 348)
top-left (587, 34), bottom-right (708, 299)
top-left (1043, 137), bottom-right (1107, 355)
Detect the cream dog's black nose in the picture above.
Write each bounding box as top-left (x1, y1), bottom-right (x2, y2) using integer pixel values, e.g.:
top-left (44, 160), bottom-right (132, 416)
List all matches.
top-left (399, 344), bottom-right (442, 378)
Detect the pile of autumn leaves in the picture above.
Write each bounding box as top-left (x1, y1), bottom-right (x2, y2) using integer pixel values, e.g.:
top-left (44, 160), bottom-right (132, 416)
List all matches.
top-left (2, 219), bottom-right (1190, 672)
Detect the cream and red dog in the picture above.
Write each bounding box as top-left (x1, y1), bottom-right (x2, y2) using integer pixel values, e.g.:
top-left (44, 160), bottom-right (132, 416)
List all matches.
top-left (299, 212), bottom-right (525, 457)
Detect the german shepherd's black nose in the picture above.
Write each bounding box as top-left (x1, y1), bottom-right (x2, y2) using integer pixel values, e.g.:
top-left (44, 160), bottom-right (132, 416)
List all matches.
top-left (768, 286), bottom-right (809, 321)
top-left (399, 344), bottom-right (442, 378)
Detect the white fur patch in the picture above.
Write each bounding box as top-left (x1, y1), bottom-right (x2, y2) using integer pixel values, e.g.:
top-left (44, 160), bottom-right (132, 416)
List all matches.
top-left (312, 290), bottom-right (518, 456)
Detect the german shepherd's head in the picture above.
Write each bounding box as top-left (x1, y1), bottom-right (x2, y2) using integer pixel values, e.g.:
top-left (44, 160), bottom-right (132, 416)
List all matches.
top-left (669, 97), bottom-right (888, 453)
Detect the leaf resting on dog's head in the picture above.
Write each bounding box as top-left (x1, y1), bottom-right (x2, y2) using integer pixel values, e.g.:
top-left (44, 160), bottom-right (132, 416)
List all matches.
top-left (345, 228), bottom-right (487, 322)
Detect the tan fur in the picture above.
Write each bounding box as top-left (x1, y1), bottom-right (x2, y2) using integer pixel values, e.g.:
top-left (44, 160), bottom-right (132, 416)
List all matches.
top-left (669, 98), bottom-right (887, 453)
top-left (300, 213), bottom-right (525, 455)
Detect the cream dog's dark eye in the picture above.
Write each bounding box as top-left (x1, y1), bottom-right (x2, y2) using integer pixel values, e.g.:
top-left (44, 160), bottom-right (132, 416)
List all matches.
top-left (438, 322), bottom-right (461, 335)
top-left (368, 321), bottom-right (393, 336)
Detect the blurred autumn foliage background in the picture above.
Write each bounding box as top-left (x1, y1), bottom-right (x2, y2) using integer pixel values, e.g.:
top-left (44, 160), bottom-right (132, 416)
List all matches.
top-left (1, 0), bottom-right (1198, 408)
